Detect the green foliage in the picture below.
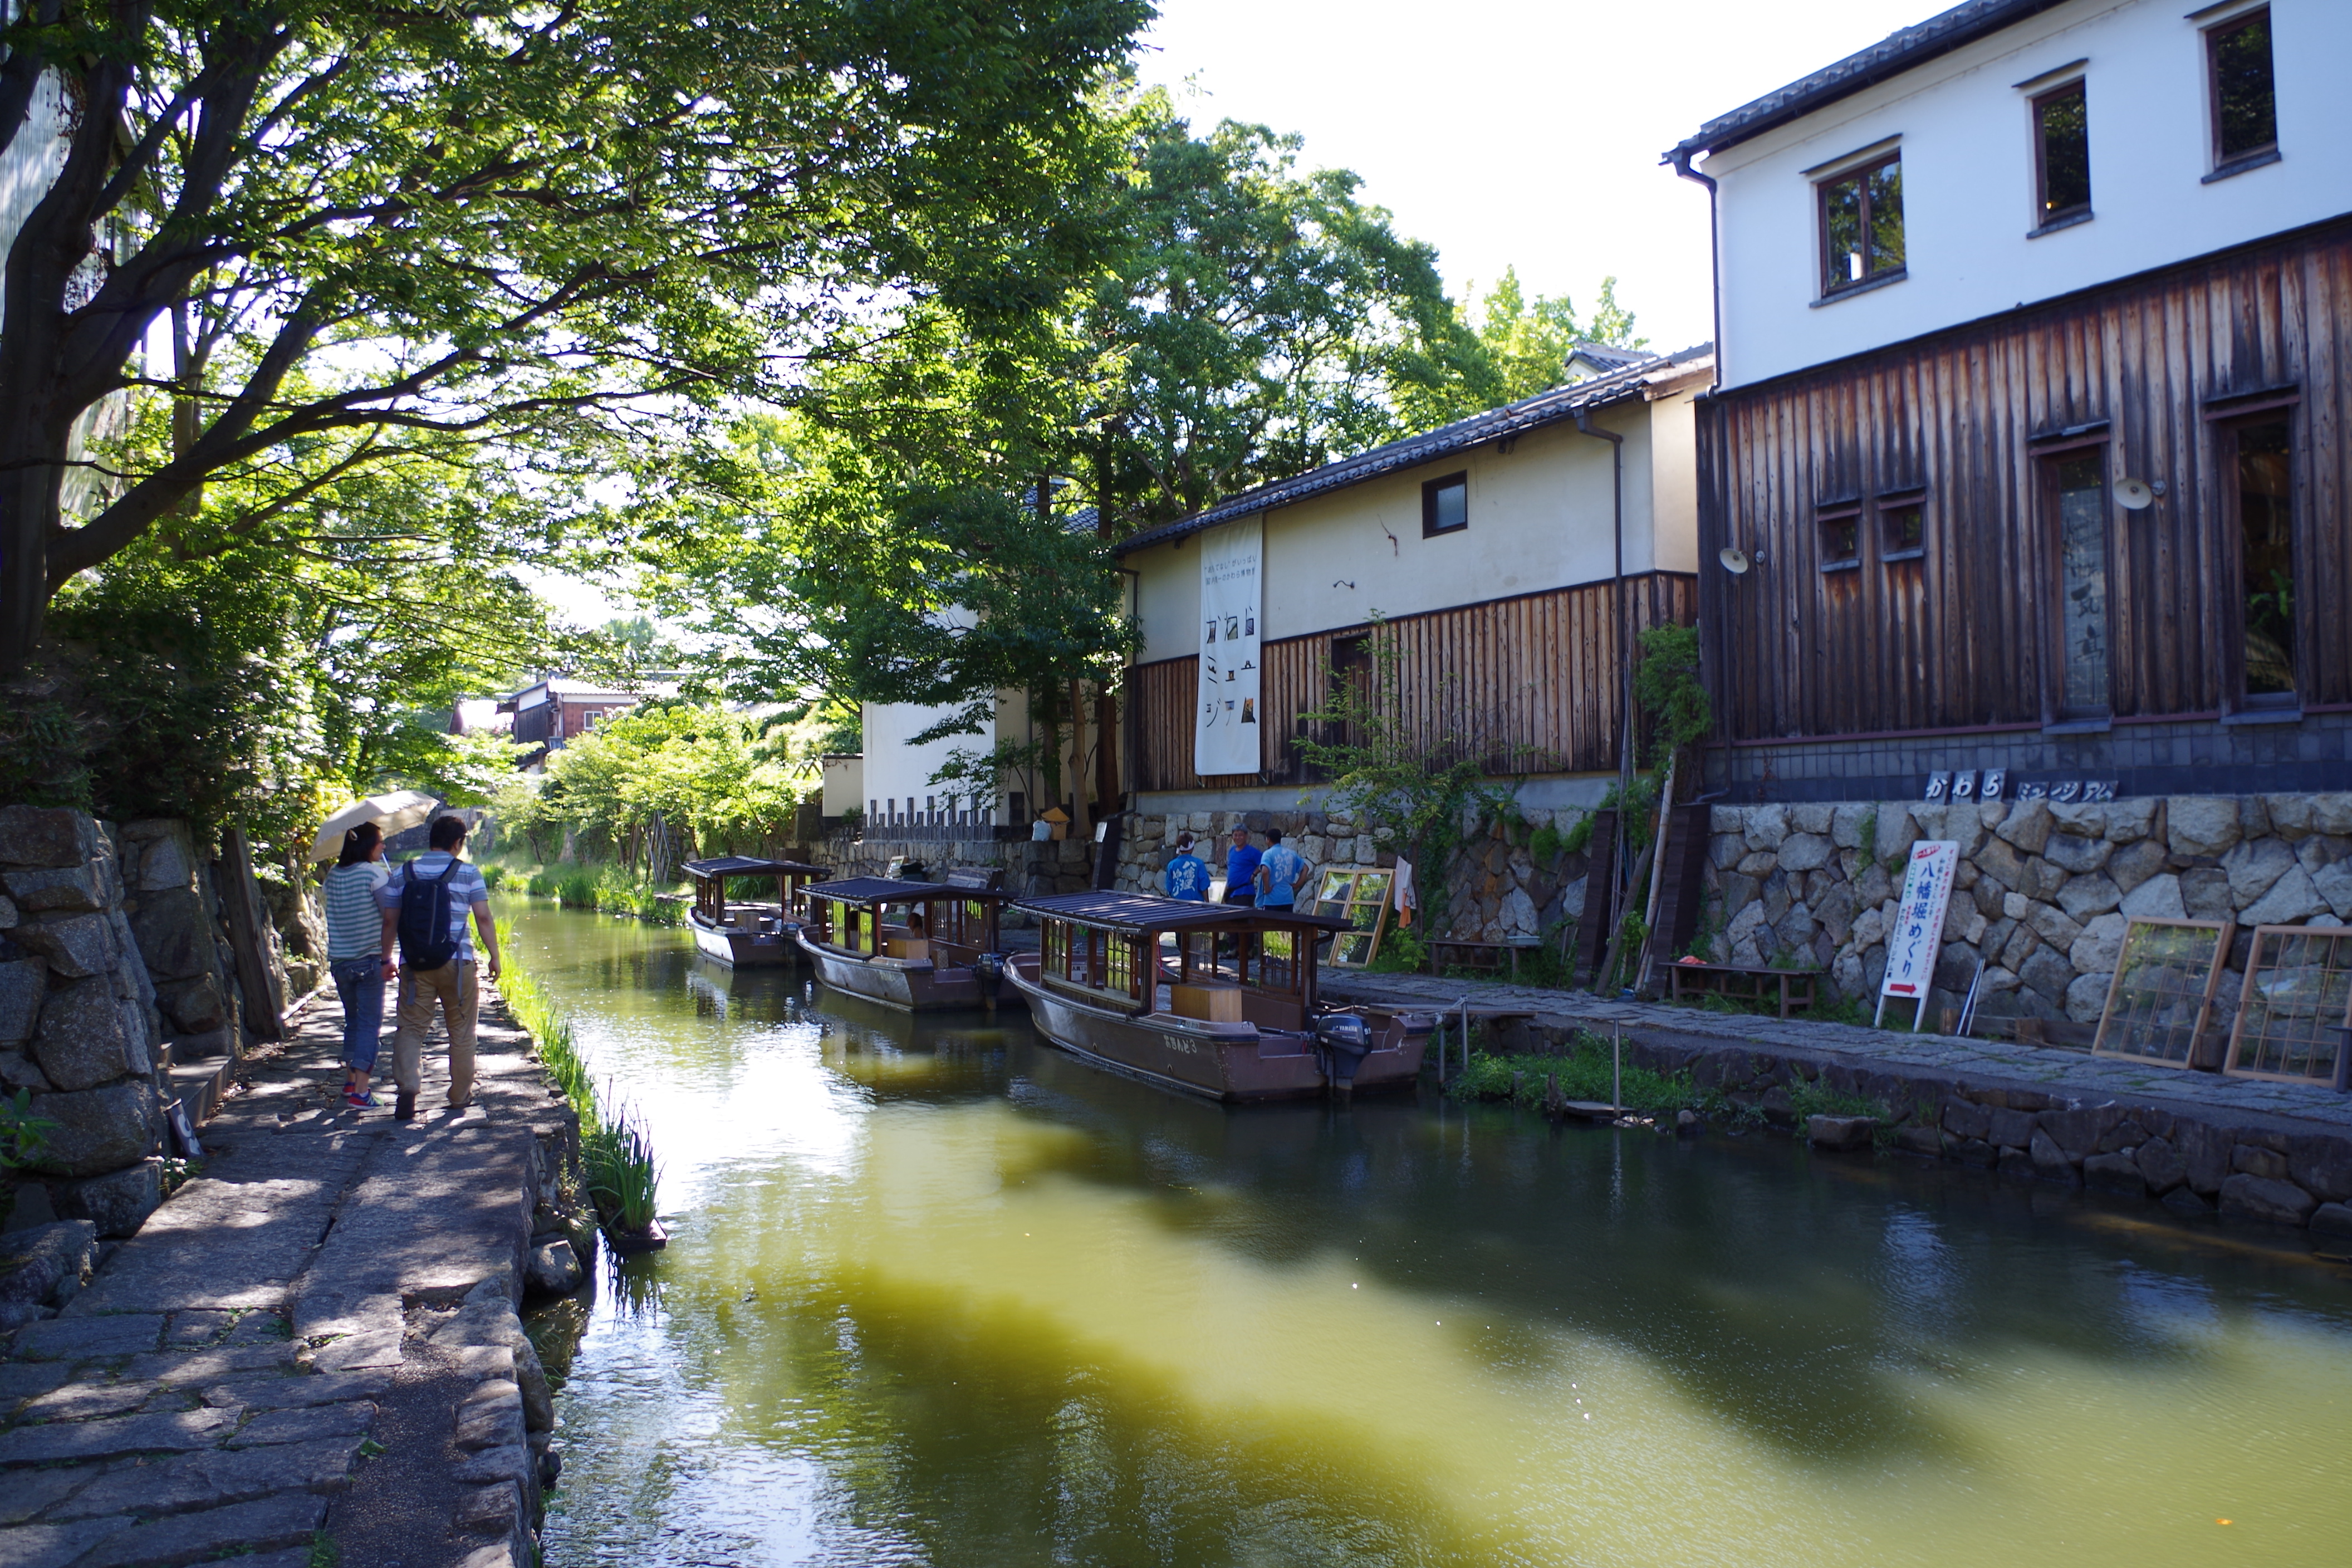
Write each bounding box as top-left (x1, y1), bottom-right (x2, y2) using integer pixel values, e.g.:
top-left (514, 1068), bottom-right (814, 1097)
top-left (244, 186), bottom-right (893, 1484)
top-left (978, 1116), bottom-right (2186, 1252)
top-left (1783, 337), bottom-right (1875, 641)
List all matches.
top-left (1529, 822), bottom-right (1566, 866)
top-left (1634, 623), bottom-right (1711, 766)
top-left (0, 1090), bottom-right (57, 1173)
top-left (585, 1102), bottom-right (663, 1236)
top-left (1367, 925), bottom-right (1429, 975)
top-left (4, 0), bottom-right (1153, 663)
top-left (1402, 270), bottom-right (1647, 427)
top-left (542, 704), bottom-right (813, 862)
top-left (1446, 1031), bottom-right (1704, 1117)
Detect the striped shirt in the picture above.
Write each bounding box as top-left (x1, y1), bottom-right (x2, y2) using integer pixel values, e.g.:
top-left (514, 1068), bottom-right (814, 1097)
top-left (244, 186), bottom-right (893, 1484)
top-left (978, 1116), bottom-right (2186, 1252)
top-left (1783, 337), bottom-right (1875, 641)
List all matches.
top-left (322, 862), bottom-right (391, 960)
top-left (375, 853), bottom-right (491, 961)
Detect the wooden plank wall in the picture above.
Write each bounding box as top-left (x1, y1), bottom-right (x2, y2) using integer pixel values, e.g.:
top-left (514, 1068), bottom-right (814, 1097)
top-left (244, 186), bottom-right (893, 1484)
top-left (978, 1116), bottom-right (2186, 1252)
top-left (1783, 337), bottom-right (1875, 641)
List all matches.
top-left (1697, 217), bottom-right (2352, 742)
top-left (1126, 573), bottom-right (1697, 792)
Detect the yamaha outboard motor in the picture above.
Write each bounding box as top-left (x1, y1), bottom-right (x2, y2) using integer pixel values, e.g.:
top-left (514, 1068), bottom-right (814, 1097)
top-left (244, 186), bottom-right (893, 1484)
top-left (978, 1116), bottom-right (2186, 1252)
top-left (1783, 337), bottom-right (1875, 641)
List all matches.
top-left (1314, 1012), bottom-right (1373, 1090)
top-left (972, 950), bottom-right (1007, 1010)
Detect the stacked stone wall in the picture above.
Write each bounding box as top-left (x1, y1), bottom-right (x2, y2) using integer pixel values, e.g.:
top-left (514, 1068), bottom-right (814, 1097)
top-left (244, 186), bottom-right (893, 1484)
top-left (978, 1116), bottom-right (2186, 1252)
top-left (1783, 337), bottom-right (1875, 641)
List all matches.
top-left (1113, 806), bottom-right (1598, 944)
top-left (0, 808), bottom-right (169, 1234)
top-left (1698, 795), bottom-right (2352, 1021)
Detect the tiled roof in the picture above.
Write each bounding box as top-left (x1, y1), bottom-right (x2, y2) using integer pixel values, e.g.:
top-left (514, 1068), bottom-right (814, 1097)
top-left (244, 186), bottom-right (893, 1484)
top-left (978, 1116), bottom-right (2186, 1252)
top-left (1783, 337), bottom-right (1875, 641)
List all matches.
top-left (1111, 344), bottom-right (1712, 556)
top-left (1668, 0), bottom-right (2070, 163)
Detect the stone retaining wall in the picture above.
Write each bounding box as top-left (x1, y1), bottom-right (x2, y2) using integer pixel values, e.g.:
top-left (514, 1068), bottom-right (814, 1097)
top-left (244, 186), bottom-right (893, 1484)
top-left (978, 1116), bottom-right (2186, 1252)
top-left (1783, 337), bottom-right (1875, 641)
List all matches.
top-left (1113, 807), bottom-right (1597, 944)
top-left (0, 807), bottom-right (169, 1236)
top-left (1697, 795), bottom-right (2352, 1021)
top-left (1487, 1017), bottom-right (2352, 1237)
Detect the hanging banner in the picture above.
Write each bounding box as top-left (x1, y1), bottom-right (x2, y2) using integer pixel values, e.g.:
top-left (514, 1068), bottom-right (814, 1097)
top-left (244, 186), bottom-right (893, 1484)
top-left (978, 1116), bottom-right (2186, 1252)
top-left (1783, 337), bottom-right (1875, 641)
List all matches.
top-left (1195, 517), bottom-right (1263, 777)
top-left (1876, 840), bottom-right (1960, 1028)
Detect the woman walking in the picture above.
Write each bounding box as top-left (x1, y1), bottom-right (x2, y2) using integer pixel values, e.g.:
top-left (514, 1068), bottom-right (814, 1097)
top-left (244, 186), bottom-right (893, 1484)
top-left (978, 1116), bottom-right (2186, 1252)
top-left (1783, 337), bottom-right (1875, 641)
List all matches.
top-left (323, 822), bottom-right (395, 1109)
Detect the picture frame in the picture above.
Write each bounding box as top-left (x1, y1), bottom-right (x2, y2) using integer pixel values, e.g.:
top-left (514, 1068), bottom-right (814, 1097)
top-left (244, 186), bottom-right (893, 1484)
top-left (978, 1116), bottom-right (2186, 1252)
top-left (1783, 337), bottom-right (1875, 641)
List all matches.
top-left (2224, 925), bottom-right (2352, 1085)
top-left (1312, 866), bottom-right (1391, 968)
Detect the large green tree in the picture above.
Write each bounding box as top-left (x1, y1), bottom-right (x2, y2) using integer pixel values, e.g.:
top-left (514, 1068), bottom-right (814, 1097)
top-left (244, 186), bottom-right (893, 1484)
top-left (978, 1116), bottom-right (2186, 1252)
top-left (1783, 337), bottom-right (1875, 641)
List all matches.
top-left (0, 0), bottom-right (1149, 669)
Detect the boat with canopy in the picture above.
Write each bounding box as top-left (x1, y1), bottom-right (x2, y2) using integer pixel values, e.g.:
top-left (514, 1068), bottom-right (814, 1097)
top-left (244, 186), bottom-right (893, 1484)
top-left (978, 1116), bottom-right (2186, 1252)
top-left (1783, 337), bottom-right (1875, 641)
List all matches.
top-left (1003, 891), bottom-right (1432, 1101)
top-left (795, 871), bottom-right (1017, 1011)
top-left (681, 856), bottom-right (831, 967)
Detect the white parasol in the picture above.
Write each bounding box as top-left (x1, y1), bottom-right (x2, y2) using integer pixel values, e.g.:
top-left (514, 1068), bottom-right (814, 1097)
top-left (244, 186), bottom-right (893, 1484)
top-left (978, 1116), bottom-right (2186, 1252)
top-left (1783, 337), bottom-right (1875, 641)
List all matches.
top-left (308, 790), bottom-right (441, 863)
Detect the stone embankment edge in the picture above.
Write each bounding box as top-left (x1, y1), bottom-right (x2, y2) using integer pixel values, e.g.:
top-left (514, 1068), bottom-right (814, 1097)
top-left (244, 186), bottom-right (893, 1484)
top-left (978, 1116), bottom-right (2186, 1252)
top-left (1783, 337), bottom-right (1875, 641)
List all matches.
top-left (1462, 1003), bottom-right (2352, 1237)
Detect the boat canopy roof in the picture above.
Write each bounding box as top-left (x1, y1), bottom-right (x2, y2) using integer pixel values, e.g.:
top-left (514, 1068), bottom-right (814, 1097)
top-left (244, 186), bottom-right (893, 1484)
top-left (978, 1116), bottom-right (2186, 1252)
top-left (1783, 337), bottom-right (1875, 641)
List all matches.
top-left (682, 856), bottom-right (830, 881)
top-left (803, 876), bottom-right (1010, 907)
top-left (1013, 890), bottom-right (1350, 935)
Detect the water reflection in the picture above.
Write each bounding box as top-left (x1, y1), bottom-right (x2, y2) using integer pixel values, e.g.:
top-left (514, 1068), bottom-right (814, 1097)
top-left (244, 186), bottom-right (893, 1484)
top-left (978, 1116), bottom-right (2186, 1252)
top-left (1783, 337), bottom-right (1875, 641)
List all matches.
top-left (511, 905), bottom-right (2352, 1567)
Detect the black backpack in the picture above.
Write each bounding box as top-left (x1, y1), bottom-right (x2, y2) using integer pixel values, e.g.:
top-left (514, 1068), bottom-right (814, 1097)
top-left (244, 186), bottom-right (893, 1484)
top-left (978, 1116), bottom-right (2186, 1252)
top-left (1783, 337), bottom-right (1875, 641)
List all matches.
top-left (396, 856), bottom-right (463, 971)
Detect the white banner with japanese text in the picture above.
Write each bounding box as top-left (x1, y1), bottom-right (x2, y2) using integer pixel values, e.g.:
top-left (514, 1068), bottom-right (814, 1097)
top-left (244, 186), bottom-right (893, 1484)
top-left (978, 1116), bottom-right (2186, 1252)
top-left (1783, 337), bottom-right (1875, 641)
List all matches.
top-left (1195, 518), bottom-right (1263, 777)
top-left (1878, 839), bottom-right (1960, 1024)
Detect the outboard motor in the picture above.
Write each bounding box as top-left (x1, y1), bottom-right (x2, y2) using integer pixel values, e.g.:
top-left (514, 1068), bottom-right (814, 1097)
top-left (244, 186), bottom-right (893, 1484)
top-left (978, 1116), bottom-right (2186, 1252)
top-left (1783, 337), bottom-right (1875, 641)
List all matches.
top-left (972, 950), bottom-right (1007, 1011)
top-left (1314, 1012), bottom-right (1373, 1090)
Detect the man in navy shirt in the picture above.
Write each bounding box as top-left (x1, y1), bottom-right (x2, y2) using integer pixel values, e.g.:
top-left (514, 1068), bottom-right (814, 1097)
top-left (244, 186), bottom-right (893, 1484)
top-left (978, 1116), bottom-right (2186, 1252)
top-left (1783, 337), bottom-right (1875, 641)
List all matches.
top-left (1222, 826), bottom-right (1260, 908)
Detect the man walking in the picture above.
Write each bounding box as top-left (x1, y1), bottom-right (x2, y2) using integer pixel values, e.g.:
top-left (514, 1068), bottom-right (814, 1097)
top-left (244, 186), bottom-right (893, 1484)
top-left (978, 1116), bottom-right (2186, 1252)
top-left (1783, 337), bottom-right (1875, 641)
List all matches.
top-left (1222, 825), bottom-right (1260, 909)
top-left (375, 815), bottom-right (501, 1120)
top-left (1255, 827), bottom-right (1306, 909)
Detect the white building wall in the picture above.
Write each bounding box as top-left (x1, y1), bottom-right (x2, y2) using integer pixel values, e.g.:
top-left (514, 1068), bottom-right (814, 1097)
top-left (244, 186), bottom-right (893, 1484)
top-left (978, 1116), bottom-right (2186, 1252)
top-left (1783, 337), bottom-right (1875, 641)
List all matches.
top-left (1128, 390), bottom-right (1698, 664)
top-left (1704, 0), bottom-right (2352, 390)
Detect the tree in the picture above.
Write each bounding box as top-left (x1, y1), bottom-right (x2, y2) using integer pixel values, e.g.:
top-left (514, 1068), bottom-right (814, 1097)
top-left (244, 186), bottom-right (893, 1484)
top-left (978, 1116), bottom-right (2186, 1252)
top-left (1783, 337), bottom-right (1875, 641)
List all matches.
top-left (1398, 269), bottom-right (1648, 429)
top-left (0, 0), bottom-right (1149, 668)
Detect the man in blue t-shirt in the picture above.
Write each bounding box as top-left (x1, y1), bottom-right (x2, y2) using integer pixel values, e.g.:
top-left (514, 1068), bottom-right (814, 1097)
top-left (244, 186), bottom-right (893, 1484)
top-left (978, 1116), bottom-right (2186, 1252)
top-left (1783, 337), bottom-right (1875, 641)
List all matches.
top-left (1222, 826), bottom-right (1260, 908)
top-left (1255, 828), bottom-right (1306, 908)
top-left (1163, 834), bottom-right (1210, 900)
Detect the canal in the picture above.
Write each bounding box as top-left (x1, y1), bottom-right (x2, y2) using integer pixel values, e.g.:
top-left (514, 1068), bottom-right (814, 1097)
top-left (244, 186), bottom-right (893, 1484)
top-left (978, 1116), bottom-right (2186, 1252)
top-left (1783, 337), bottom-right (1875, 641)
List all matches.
top-left (506, 903), bottom-right (2352, 1567)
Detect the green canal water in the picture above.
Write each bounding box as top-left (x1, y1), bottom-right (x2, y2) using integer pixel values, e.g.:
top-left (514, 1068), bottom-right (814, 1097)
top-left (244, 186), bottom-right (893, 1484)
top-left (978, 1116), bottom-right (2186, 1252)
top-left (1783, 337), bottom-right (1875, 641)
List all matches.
top-left (506, 903), bottom-right (2352, 1567)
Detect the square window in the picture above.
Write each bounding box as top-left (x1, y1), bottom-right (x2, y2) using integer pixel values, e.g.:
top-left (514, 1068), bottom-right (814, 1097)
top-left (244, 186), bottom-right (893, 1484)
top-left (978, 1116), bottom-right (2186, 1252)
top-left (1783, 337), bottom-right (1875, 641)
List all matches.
top-left (2033, 81), bottom-right (2091, 222)
top-left (1422, 472), bottom-right (1468, 535)
top-left (1880, 493), bottom-right (1926, 558)
top-left (1819, 154), bottom-right (1904, 295)
top-left (1817, 504), bottom-right (1861, 570)
top-left (2208, 8), bottom-right (2277, 166)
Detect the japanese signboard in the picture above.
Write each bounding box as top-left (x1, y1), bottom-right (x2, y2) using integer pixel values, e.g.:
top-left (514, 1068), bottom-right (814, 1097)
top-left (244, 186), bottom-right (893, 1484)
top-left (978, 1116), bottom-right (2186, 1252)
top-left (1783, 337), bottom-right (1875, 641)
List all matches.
top-left (1876, 840), bottom-right (1960, 1030)
top-left (1195, 517), bottom-right (1262, 777)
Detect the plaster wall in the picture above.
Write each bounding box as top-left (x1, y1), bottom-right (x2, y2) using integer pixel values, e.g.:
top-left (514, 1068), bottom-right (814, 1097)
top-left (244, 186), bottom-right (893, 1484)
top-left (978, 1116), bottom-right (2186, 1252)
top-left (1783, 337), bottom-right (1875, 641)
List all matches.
top-left (1704, 0), bottom-right (2352, 389)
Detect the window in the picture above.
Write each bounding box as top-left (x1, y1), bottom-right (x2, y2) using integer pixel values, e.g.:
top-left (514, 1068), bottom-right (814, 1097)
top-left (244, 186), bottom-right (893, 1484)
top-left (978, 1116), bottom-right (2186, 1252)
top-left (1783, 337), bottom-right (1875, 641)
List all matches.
top-left (1422, 472), bottom-right (1468, 536)
top-left (581, 709), bottom-right (603, 729)
top-left (1819, 154), bottom-right (1904, 295)
top-left (2207, 7), bottom-right (2277, 169)
top-left (2046, 452), bottom-right (2111, 717)
top-left (1879, 492), bottom-right (1926, 560)
top-left (2033, 81), bottom-right (2091, 223)
top-left (2230, 416), bottom-right (2295, 702)
top-left (1816, 502), bottom-right (1861, 571)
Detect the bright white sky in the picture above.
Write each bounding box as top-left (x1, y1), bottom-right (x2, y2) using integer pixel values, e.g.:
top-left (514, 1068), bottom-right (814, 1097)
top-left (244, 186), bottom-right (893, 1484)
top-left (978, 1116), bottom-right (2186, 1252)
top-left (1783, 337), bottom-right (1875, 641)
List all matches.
top-left (1133, 0), bottom-right (1944, 351)
top-left (538, 0), bottom-right (1945, 628)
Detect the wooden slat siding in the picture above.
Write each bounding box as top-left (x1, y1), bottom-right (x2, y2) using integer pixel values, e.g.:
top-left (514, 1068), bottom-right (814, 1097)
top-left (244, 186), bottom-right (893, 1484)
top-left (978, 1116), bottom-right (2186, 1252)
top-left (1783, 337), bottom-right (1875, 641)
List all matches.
top-left (1698, 218), bottom-right (2352, 744)
top-left (1124, 573), bottom-right (1698, 792)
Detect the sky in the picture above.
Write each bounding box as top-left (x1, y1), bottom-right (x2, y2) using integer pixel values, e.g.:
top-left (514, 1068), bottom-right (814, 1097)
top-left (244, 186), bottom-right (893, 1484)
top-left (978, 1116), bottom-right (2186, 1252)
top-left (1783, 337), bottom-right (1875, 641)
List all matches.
top-left (1131, 0), bottom-right (1946, 352)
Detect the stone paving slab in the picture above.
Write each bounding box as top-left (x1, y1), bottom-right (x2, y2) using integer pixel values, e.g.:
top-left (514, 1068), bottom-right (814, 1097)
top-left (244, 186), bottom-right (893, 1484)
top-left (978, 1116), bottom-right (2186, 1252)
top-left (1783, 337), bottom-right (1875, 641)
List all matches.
top-left (1324, 971), bottom-right (2352, 1130)
top-left (1, 982), bottom-right (584, 1567)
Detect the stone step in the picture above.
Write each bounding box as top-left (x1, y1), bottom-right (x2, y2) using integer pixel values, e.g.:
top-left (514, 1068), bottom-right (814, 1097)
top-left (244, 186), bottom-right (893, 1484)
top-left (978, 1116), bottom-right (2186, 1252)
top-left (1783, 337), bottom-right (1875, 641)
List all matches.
top-left (163, 1026), bottom-right (236, 1067)
top-left (168, 1057), bottom-right (234, 1126)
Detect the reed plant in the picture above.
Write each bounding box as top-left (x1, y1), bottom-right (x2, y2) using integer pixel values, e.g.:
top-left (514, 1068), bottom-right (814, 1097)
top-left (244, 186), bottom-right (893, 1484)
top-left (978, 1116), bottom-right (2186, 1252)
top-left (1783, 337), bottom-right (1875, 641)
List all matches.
top-left (1447, 1028), bottom-right (1707, 1116)
top-left (493, 920), bottom-right (664, 1239)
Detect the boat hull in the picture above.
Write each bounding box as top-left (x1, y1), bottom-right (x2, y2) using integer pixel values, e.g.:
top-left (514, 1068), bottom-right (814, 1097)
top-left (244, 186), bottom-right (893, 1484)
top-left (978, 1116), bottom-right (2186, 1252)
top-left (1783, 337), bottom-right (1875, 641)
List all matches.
top-left (689, 911), bottom-right (797, 967)
top-left (795, 930), bottom-right (1016, 1012)
top-left (1007, 968), bottom-right (1430, 1102)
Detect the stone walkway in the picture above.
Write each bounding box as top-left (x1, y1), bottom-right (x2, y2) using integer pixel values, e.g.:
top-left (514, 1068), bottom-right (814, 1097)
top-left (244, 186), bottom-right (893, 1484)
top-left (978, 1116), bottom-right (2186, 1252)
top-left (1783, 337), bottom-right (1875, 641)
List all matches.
top-left (1322, 969), bottom-right (2352, 1132)
top-left (1, 991), bottom-right (582, 1568)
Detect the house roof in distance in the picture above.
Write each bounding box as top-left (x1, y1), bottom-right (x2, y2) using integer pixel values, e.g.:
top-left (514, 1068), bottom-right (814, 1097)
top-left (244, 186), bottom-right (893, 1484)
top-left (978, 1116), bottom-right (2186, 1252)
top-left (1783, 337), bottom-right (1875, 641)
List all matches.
top-left (1668, 0), bottom-right (2070, 163)
top-left (1112, 344), bottom-right (1713, 556)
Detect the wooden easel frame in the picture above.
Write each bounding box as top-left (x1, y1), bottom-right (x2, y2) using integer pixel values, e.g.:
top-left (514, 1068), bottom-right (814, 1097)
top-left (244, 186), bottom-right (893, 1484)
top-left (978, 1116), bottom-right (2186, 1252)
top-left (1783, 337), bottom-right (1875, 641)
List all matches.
top-left (2090, 917), bottom-right (2234, 1069)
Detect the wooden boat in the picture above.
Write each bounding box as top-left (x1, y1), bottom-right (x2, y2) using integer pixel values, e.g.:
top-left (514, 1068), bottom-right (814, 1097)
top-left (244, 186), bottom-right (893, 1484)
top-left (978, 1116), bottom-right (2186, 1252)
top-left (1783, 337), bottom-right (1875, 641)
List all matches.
top-left (1004, 891), bottom-right (1433, 1102)
top-left (796, 871), bottom-right (1019, 1012)
top-left (681, 856), bottom-right (830, 967)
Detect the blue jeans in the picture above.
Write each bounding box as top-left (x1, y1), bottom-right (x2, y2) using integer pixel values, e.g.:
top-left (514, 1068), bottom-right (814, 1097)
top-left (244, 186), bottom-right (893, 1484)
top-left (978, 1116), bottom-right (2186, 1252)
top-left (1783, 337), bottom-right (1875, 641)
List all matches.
top-left (332, 957), bottom-right (386, 1073)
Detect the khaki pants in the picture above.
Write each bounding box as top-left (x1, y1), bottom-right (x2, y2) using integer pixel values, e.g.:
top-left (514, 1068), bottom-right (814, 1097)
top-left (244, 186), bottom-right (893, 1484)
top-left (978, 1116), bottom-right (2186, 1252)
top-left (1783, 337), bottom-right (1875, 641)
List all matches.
top-left (393, 959), bottom-right (477, 1106)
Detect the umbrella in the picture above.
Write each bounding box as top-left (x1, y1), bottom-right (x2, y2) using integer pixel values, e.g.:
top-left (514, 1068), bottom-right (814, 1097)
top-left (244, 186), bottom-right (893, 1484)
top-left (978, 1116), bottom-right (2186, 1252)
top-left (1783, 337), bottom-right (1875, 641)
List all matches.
top-left (308, 790), bottom-right (441, 863)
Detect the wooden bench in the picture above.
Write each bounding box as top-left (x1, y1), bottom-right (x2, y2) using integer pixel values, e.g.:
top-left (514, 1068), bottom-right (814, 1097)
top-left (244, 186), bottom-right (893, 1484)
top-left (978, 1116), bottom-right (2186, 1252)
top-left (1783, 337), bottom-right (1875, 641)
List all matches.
top-left (1667, 961), bottom-right (1820, 1020)
top-left (1428, 937), bottom-right (1550, 983)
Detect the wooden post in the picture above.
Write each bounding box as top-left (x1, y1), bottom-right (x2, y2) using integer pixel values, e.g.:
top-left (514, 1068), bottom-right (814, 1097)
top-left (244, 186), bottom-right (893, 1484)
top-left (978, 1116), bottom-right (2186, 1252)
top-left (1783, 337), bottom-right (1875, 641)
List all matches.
top-left (218, 826), bottom-right (286, 1041)
top-left (1612, 1023), bottom-right (1622, 1117)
